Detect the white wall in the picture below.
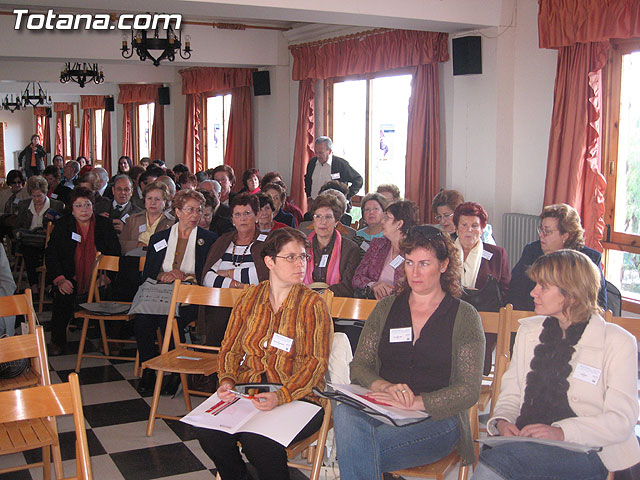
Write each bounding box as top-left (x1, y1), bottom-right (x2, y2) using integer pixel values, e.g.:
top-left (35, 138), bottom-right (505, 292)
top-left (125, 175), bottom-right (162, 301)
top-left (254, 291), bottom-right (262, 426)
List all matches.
top-left (0, 109), bottom-right (34, 173)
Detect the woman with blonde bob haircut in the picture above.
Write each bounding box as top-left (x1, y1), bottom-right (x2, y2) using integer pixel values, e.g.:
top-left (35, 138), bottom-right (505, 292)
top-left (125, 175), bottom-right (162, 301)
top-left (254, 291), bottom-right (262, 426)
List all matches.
top-left (473, 249), bottom-right (640, 480)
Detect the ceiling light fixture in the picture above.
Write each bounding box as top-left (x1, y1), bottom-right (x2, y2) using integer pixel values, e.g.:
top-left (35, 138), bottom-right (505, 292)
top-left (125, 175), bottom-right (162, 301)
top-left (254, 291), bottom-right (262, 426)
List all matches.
top-left (120, 20), bottom-right (191, 67)
top-left (60, 62), bottom-right (105, 88)
top-left (2, 94), bottom-right (23, 112)
top-left (22, 82), bottom-right (51, 107)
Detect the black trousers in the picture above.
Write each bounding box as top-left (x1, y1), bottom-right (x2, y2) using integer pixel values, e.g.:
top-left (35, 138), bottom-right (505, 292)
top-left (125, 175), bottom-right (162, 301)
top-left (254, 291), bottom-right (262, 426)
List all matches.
top-left (197, 406), bottom-right (324, 480)
top-left (134, 304), bottom-right (197, 362)
top-left (19, 244), bottom-right (43, 286)
top-left (50, 286), bottom-right (77, 347)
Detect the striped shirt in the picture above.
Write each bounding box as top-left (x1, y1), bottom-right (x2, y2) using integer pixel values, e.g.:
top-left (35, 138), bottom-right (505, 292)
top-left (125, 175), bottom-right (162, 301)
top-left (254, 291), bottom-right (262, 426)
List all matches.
top-left (219, 281), bottom-right (332, 406)
top-left (202, 241), bottom-right (259, 287)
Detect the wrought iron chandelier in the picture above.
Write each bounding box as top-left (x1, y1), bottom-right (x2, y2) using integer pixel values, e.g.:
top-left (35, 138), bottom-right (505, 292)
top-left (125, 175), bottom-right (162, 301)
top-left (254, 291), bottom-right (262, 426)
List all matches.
top-left (22, 82), bottom-right (51, 107)
top-left (2, 94), bottom-right (23, 112)
top-left (121, 22), bottom-right (191, 67)
top-left (60, 62), bottom-right (105, 88)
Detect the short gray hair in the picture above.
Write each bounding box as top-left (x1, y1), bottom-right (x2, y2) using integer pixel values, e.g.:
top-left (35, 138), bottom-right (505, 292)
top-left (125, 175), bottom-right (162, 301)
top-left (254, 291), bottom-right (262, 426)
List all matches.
top-left (315, 136), bottom-right (332, 150)
top-left (113, 174), bottom-right (133, 188)
top-left (93, 167), bottom-right (109, 185)
top-left (66, 160), bottom-right (80, 175)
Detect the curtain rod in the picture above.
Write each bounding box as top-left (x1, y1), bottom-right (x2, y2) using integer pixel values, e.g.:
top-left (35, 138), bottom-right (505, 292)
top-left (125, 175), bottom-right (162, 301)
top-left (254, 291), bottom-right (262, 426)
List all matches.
top-left (288, 28), bottom-right (393, 50)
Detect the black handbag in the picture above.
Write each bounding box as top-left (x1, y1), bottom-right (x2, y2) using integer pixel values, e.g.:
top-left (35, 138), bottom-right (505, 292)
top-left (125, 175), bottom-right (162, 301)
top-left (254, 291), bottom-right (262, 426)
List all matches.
top-left (460, 274), bottom-right (504, 313)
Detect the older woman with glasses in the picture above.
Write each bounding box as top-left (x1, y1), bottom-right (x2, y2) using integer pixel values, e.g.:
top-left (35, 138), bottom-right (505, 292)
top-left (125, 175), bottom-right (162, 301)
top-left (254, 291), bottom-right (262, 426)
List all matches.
top-left (135, 189), bottom-right (218, 393)
top-left (507, 204), bottom-right (607, 312)
top-left (334, 226), bottom-right (484, 479)
top-left (45, 187), bottom-right (120, 356)
top-left (356, 192), bottom-right (388, 243)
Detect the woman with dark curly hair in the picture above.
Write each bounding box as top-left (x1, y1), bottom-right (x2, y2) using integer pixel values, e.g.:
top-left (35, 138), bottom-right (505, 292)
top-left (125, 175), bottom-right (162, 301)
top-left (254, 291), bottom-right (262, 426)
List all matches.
top-left (334, 225), bottom-right (485, 479)
top-left (238, 168), bottom-right (261, 195)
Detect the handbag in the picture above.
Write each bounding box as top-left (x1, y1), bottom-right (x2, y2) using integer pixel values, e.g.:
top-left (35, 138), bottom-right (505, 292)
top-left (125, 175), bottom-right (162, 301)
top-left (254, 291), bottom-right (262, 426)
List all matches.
top-left (129, 279), bottom-right (183, 316)
top-left (460, 274), bottom-right (503, 313)
top-left (17, 228), bottom-right (46, 249)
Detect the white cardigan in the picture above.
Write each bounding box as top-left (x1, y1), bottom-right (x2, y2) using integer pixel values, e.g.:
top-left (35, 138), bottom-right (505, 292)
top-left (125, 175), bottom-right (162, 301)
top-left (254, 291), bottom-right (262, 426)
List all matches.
top-left (488, 313), bottom-right (640, 472)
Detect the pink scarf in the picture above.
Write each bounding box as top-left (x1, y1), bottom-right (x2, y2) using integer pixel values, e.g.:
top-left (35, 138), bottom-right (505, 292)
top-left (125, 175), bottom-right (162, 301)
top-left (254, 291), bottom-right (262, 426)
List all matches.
top-left (304, 230), bottom-right (342, 286)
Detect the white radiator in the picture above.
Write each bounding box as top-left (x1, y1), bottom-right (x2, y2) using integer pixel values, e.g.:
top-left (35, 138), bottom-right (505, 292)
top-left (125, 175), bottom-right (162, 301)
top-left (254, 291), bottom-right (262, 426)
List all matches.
top-left (502, 213), bottom-right (539, 269)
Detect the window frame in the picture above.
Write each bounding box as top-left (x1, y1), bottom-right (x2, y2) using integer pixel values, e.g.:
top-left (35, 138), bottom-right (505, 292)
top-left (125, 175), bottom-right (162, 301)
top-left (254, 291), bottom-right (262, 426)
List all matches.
top-left (602, 38), bottom-right (640, 313)
top-left (201, 91), bottom-right (232, 170)
top-left (62, 111), bottom-right (73, 161)
top-left (134, 102), bottom-right (155, 163)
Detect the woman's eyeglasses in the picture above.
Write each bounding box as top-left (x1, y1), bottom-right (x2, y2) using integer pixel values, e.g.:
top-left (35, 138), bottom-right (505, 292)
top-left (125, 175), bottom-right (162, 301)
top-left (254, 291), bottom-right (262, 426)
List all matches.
top-left (274, 253), bottom-right (311, 263)
top-left (434, 212), bottom-right (454, 222)
top-left (232, 210), bottom-right (254, 218)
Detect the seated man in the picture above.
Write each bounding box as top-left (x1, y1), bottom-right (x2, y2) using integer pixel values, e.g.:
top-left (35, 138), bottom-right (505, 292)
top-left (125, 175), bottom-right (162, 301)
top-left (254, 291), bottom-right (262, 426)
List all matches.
top-left (95, 175), bottom-right (142, 234)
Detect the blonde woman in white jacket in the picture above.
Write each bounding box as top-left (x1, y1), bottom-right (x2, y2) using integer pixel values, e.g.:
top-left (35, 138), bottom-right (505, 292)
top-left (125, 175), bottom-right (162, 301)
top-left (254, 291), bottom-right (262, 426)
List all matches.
top-left (473, 249), bottom-right (639, 480)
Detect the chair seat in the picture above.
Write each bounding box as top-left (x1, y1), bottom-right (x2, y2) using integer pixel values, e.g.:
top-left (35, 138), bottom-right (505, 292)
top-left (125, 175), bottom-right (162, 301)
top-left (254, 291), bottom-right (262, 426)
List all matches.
top-left (390, 449), bottom-right (460, 477)
top-left (74, 310), bottom-right (134, 322)
top-left (0, 370), bottom-right (39, 392)
top-left (0, 418), bottom-right (57, 455)
top-left (142, 348), bottom-right (219, 376)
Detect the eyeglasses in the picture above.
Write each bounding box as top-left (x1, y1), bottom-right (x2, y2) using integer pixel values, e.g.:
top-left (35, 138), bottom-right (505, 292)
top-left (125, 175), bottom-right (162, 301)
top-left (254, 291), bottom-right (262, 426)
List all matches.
top-left (434, 212), bottom-right (454, 222)
top-left (72, 202), bottom-right (93, 209)
top-left (182, 206), bottom-right (203, 215)
top-left (313, 214), bottom-right (335, 222)
top-left (537, 226), bottom-right (558, 236)
top-left (114, 187), bottom-right (132, 193)
top-left (275, 253), bottom-right (311, 263)
top-left (232, 210), bottom-right (254, 218)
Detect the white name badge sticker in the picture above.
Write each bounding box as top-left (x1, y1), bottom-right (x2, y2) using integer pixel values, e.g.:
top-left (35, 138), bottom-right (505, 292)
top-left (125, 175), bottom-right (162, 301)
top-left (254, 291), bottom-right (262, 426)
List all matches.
top-left (154, 239), bottom-right (168, 252)
top-left (71, 232), bottom-right (82, 242)
top-left (361, 241), bottom-right (370, 252)
top-left (121, 213), bottom-right (130, 223)
top-left (481, 250), bottom-right (494, 261)
top-left (330, 172), bottom-right (341, 180)
top-left (50, 193), bottom-right (58, 199)
top-left (138, 224), bottom-right (147, 233)
top-left (270, 333), bottom-right (293, 352)
top-left (257, 234), bottom-right (267, 242)
top-left (390, 327), bottom-right (412, 343)
top-left (389, 255), bottom-right (405, 269)
top-left (318, 254), bottom-right (329, 268)
top-left (572, 363), bottom-right (601, 385)
top-left (13, 197), bottom-right (19, 204)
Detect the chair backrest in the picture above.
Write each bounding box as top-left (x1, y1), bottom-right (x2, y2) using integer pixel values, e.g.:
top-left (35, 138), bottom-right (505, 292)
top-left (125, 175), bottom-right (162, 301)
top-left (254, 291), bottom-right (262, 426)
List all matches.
top-left (44, 221), bottom-right (54, 248)
top-left (605, 282), bottom-right (622, 317)
top-left (0, 325), bottom-right (49, 385)
top-left (502, 304), bottom-right (535, 362)
top-left (88, 254), bottom-right (147, 302)
top-left (0, 373), bottom-right (92, 479)
top-left (604, 310), bottom-right (640, 341)
top-left (330, 296), bottom-right (376, 320)
top-left (0, 289), bottom-right (37, 333)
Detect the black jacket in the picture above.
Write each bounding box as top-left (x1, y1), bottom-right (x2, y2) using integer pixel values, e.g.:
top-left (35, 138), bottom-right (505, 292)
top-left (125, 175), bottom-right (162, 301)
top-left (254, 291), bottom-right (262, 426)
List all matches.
top-left (304, 155), bottom-right (363, 200)
top-left (45, 214), bottom-right (120, 284)
top-left (210, 203), bottom-right (234, 236)
top-left (51, 183), bottom-right (73, 206)
top-left (18, 144), bottom-right (47, 171)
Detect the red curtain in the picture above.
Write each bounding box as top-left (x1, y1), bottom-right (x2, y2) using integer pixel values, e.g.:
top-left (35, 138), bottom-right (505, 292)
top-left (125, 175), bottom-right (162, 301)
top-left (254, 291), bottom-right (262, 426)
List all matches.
top-left (34, 107), bottom-right (45, 154)
top-left (223, 86), bottom-right (254, 185)
top-left (53, 103), bottom-right (74, 158)
top-left (183, 94), bottom-right (202, 173)
top-left (55, 114), bottom-right (63, 156)
top-left (543, 42), bottom-right (609, 251)
top-left (122, 104), bottom-right (133, 159)
top-left (118, 84), bottom-right (162, 161)
top-left (102, 110), bottom-right (112, 176)
top-left (78, 109), bottom-right (91, 159)
top-left (150, 103), bottom-right (165, 161)
top-left (290, 80), bottom-right (315, 212)
top-left (405, 64), bottom-right (441, 222)
top-left (539, 0), bottom-right (640, 48)
top-left (43, 116), bottom-right (50, 154)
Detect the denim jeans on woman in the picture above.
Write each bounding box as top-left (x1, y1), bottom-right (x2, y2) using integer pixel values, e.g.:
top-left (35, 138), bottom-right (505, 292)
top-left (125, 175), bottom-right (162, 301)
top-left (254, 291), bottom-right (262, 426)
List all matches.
top-left (472, 441), bottom-right (608, 480)
top-left (333, 402), bottom-right (460, 480)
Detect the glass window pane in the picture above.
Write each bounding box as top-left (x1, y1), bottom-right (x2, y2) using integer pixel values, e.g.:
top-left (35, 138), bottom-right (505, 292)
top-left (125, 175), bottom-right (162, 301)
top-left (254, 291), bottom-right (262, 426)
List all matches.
top-left (332, 80), bottom-right (366, 195)
top-left (65, 113), bottom-right (72, 159)
top-left (613, 51), bottom-right (640, 236)
top-left (206, 95), bottom-right (225, 169)
top-left (95, 109), bottom-right (104, 162)
top-left (605, 249), bottom-right (640, 302)
top-left (369, 75), bottom-right (411, 197)
top-left (138, 103), bottom-right (154, 159)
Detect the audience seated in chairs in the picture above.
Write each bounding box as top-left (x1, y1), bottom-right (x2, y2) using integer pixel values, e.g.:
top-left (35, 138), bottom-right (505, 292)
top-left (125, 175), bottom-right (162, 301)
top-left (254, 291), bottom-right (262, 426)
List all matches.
top-left (197, 184), bottom-right (234, 236)
top-left (211, 165), bottom-right (236, 206)
top-left (262, 181), bottom-right (297, 228)
top-left (43, 165), bottom-right (72, 205)
top-left (261, 172), bottom-right (304, 226)
top-left (355, 192), bottom-right (389, 242)
top-left (303, 193), bottom-right (360, 297)
top-left (15, 175), bottom-right (64, 293)
top-left (95, 174), bottom-right (143, 235)
top-left (506, 203), bottom-right (607, 311)
top-left (196, 227), bottom-right (332, 480)
top-left (134, 189), bottom-right (218, 394)
top-left (256, 192), bottom-right (288, 233)
top-left (376, 183), bottom-right (402, 204)
top-left (45, 187), bottom-right (120, 356)
top-left (352, 200), bottom-right (420, 300)
top-left (333, 226), bottom-right (484, 479)
top-left (238, 167), bottom-right (261, 195)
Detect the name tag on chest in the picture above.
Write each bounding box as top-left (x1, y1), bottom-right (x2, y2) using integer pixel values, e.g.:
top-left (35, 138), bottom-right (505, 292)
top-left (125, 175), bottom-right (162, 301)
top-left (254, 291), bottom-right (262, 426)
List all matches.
top-left (71, 232), bottom-right (81, 242)
top-left (481, 250), bottom-right (493, 261)
top-left (389, 327), bottom-right (412, 343)
top-left (318, 254), bottom-right (329, 268)
top-left (360, 241), bottom-right (370, 252)
top-left (139, 224), bottom-right (147, 233)
top-left (572, 363), bottom-right (601, 385)
top-left (154, 239), bottom-right (168, 252)
top-left (270, 333), bottom-right (293, 352)
top-left (389, 255), bottom-right (404, 269)
top-left (330, 172), bottom-right (340, 180)
top-left (257, 234), bottom-right (267, 242)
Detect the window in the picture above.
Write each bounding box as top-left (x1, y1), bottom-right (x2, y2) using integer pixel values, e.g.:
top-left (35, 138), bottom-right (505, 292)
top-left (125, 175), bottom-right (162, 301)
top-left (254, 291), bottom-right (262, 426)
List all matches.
top-left (603, 39), bottom-right (640, 311)
top-left (202, 93), bottom-right (231, 169)
top-left (327, 73), bottom-right (412, 200)
top-left (137, 103), bottom-right (155, 160)
top-left (92, 108), bottom-right (104, 165)
top-left (63, 111), bottom-right (73, 160)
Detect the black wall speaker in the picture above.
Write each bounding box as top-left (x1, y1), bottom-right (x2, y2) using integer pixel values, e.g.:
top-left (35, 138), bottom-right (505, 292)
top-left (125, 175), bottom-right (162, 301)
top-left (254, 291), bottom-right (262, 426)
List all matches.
top-left (252, 71), bottom-right (271, 96)
top-left (452, 36), bottom-right (482, 76)
top-left (105, 97), bottom-right (115, 112)
top-left (45, 107), bottom-right (52, 118)
top-left (158, 87), bottom-right (170, 105)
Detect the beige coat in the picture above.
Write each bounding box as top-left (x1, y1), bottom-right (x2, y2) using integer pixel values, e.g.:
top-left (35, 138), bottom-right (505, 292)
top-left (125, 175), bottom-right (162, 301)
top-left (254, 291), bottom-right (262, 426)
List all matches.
top-left (119, 210), bottom-right (175, 254)
top-left (489, 313), bottom-right (640, 471)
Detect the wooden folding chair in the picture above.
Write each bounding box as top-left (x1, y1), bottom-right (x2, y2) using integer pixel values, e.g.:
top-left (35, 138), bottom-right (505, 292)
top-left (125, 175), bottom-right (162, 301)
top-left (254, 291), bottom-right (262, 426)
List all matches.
top-left (330, 296), bottom-right (377, 320)
top-left (143, 282), bottom-right (245, 436)
top-left (36, 222), bottom-right (55, 312)
top-left (0, 372), bottom-right (92, 479)
top-left (477, 308), bottom-right (508, 420)
top-left (15, 222), bottom-right (53, 293)
top-left (0, 289), bottom-right (41, 391)
top-left (74, 254), bottom-right (146, 375)
top-left (502, 304), bottom-right (535, 363)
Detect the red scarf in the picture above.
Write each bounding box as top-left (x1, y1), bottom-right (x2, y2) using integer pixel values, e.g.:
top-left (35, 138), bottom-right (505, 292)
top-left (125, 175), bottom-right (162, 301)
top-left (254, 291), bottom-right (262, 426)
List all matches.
top-left (304, 230), bottom-right (342, 286)
top-left (74, 216), bottom-right (97, 294)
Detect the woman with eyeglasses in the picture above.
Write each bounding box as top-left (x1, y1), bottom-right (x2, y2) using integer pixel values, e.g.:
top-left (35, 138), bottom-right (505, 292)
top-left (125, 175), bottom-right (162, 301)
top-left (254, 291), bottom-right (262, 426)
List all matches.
top-left (197, 227), bottom-right (332, 480)
top-left (506, 204), bottom-right (607, 312)
top-left (45, 187), bottom-right (120, 356)
top-left (304, 193), bottom-right (360, 297)
top-left (201, 193), bottom-right (270, 346)
top-left (432, 189), bottom-right (497, 244)
top-left (356, 192), bottom-right (389, 242)
top-left (134, 189), bottom-right (218, 393)
top-left (334, 226), bottom-right (485, 479)
top-left (352, 200), bottom-right (420, 299)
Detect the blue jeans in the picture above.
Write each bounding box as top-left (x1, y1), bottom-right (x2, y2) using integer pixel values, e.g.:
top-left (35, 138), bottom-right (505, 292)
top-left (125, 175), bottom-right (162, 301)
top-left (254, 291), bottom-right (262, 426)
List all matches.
top-left (473, 441), bottom-right (608, 480)
top-left (333, 402), bottom-right (460, 480)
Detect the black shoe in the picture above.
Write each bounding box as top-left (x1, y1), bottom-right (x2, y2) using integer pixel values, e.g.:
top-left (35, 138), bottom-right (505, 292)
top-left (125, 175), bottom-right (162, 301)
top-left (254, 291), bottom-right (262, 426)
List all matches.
top-left (137, 370), bottom-right (156, 394)
top-left (161, 373), bottom-right (181, 396)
